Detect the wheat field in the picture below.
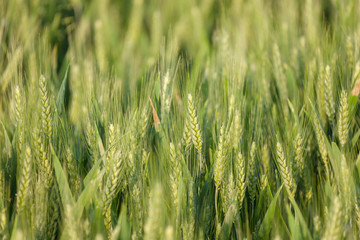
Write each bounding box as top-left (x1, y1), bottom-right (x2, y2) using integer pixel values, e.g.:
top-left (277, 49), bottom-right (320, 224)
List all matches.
top-left (1, 0), bottom-right (360, 239)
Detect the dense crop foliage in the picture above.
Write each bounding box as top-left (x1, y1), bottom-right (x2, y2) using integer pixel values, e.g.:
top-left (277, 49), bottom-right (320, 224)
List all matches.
top-left (1, 0), bottom-right (360, 239)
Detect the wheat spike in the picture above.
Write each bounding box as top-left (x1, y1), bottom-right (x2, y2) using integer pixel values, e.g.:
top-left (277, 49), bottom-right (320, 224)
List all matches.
top-left (86, 122), bottom-right (98, 166)
top-left (276, 142), bottom-right (296, 199)
top-left (66, 148), bottom-right (80, 194)
top-left (169, 143), bottom-right (179, 210)
top-left (322, 195), bottom-right (342, 240)
top-left (16, 146), bottom-right (31, 214)
top-left (14, 85), bottom-right (22, 125)
top-left (235, 152), bottom-right (246, 210)
top-left (324, 65), bottom-right (335, 123)
top-left (144, 183), bottom-right (163, 240)
top-left (248, 141), bottom-right (257, 203)
top-left (39, 75), bottom-right (52, 141)
top-left (338, 90), bottom-right (349, 148)
top-left (214, 125), bottom-right (226, 191)
top-left (294, 133), bottom-right (304, 181)
top-left (103, 152), bottom-right (123, 237)
top-left (313, 118), bottom-right (329, 173)
top-left (187, 94), bottom-right (204, 171)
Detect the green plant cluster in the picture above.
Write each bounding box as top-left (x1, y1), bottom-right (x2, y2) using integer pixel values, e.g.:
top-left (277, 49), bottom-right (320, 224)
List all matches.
top-left (1, 0), bottom-right (360, 239)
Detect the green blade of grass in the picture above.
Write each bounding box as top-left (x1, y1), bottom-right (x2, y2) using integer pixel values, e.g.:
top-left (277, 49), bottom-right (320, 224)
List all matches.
top-left (50, 144), bottom-right (75, 206)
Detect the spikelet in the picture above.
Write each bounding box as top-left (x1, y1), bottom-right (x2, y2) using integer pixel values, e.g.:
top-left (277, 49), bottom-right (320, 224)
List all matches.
top-left (214, 126), bottom-right (226, 191)
top-left (234, 152), bottom-right (246, 210)
top-left (223, 173), bottom-right (236, 213)
top-left (248, 141), bottom-right (257, 203)
top-left (39, 75), bottom-right (52, 141)
top-left (232, 109), bottom-right (242, 150)
top-left (66, 148), bottom-right (80, 194)
top-left (304, 172), bottom-right (313, 201)
top-left (14, 86), bottom-right (24, 156)
top-left (106, 124), bottom-right (116, 175)
top-left (132, 180), bottom-right (143, 240)
top-left (276, 142), bottom-right (296, 199)
top-left (182, 119), bottom-right (192, 153)
top-left (103, 152), bottom-right (123, 237)
top-left (64, 204), bottom-right (79, 240)
top-left (47, 186), bottom-right (59, 240)
top-left (313, 215), bottom-right (321, 239)
top-left (83, 219), bottom-right (91, 240)
top-left (187, 94), bottom-right (204, 171)
top-left (313, 118), bottom-right (329, 172)
top-left (144, 183), bottom-right (163, 240)
top-left (169, 143), bottom-right (179, 210)
top-left (36, 138), bottom-right (52, 190)
top-left (140, 107), bottom-right (150, 141)
top-left (322, 195), bottom-right (342, 240)
top-left (86, 122), bottom-right (97, 166)
top-left (161, 71), bottom-right (171, 115)
top-left (354, 201), bottom-right (360, 230)
top-left (185, 180), bottom-right (195, 240)
top-left (14, 86), bottom-right (22, 126)
top-left (142, 149), bottom-right (150, 181)
top-left (338, 91), bottom-right (349, 148)
top-left (324, 65), bottom-right (335, 123)
top-left (33, 181), bottom-right (48, 238)
top-left (0, 208), bottom-right (6, 238)
top-left (260, 175), bottom-right (268, 191)
top-left (16, 146), bottom-right (31, 214)
top-left (127, 121), bottom-right (137, 181)
top-left (317, 64), bottom-right (327, 124)
top-left (294, 134), bottom-right (304, 181)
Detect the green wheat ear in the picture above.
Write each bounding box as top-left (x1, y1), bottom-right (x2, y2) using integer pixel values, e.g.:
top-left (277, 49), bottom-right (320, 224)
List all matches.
top-left (169, 142), bottom-right (180, 211)
top-left (187, 94), bottom-right (204, 172)
top-left (338, 90), bottom-right (349, 148)
top-left (16, 146), bottom-right (31, 214)
top-left (103, 151), bottom-right (123, 238)
top-left (248, 141), bottom-right (257, 203)
top-left (324, 65), bottom-right (335, 124)
top-left (294, 133), bottom-right (304, 182)
top-left (276, 142), bottom-right (296, 199)
top-left (14, 85), bottom-right (24, 157)
top-left (322, 195), bottom-right (342, 240)
top-left (144, 183), bottom-right (163, 240)
top-left (235, 151), bottom-right (246, 210)
top-left (39, 75), bottom-right (52, 141)
top-left (14, 85), bottom-right (22, 125)
top-left (313, 118), bottom-right (329, 174)
top-left (214, 125), bottom-right (226, 191)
